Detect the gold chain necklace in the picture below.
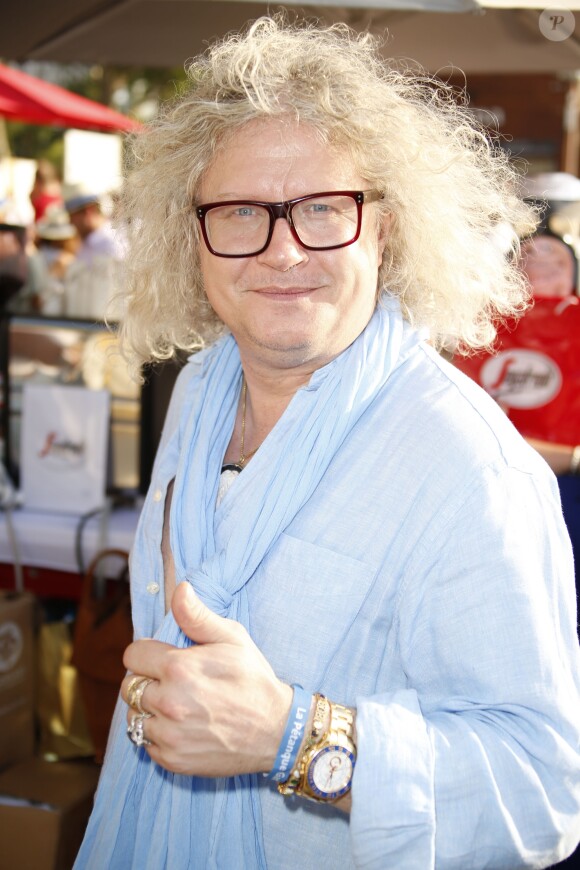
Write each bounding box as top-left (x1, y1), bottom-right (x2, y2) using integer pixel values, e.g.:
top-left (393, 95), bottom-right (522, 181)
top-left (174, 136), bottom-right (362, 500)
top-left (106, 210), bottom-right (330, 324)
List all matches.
top-left (221, 377), bottom-right (260, 475)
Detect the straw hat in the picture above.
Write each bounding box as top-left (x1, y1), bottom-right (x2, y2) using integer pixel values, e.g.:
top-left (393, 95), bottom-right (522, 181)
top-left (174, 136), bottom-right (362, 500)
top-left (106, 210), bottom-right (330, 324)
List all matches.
top-left (36, 207), bottom-right (77, 241)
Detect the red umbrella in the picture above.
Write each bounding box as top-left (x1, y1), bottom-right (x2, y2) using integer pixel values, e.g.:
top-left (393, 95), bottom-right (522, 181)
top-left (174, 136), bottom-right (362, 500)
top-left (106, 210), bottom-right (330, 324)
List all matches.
top-left (0, 62), bottom-right (140, 132)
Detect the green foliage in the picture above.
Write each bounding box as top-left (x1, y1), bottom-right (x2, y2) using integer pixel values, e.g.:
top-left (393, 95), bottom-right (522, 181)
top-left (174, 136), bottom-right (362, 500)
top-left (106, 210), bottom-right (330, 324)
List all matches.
top-left (5, 120), bottom-right (65, 167)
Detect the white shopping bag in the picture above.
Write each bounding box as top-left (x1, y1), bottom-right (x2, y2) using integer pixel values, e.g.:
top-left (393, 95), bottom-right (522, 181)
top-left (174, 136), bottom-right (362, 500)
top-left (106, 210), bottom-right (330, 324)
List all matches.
top-left (20, 384), bottom-right (110, 514)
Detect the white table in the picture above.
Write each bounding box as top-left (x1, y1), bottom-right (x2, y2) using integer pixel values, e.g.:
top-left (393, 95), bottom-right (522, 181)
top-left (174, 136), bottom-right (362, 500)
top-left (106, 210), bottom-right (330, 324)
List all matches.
top-left (0, 504), bottom-right (141, 597)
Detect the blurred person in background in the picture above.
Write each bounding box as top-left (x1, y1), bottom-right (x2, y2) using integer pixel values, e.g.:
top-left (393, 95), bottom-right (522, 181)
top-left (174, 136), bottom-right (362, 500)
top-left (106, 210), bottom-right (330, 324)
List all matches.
top-left (64, 188), bottom-right (122, 265)
top-left (29, 159), bottom-right (63, 222)
top-left (34, 207), bottom-right (79, 315)
top-left (62, 187), bottom-right (125, 320)
top-left (0, 198), bottom-right (43, 313)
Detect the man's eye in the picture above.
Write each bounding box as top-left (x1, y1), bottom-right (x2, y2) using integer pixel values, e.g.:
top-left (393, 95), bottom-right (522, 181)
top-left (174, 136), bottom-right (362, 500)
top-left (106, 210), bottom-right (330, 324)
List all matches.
top-left (233, 205), bottom-right (257, 217)
top-left (308, 202), bottom-right (332, 213)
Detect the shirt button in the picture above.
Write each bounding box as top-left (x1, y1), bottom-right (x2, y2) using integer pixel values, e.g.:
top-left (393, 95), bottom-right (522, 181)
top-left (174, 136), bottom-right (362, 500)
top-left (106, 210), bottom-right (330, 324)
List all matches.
top-left (146, 582), bottom-right (160, 595)
top-left (153, 489), bottom-right (163, 502)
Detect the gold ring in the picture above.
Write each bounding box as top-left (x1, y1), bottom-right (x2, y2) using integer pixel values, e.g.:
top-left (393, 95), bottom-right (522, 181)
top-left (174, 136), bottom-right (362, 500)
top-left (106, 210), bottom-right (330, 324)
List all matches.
top-left (126, 674), bottom-right (146, 702)
top-left (133, 678), bottom-right (155, 715)
top-left (127, 675), bottom-right (153, 712)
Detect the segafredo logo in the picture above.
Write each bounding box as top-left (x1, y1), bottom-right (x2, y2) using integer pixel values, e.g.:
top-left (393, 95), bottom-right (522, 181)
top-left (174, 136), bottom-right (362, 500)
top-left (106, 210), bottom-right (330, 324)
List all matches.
top-left (480, 349), bottom-right (562, 409)
top-left (0, 621), bottom-right (23, 673)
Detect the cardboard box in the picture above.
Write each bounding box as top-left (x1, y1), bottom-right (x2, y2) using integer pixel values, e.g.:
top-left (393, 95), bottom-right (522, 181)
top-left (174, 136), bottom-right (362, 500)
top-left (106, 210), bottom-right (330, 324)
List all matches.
top-left (0, 757), bottom-right (101, 870)
top-left (0, 591), bottom-right (36, 768)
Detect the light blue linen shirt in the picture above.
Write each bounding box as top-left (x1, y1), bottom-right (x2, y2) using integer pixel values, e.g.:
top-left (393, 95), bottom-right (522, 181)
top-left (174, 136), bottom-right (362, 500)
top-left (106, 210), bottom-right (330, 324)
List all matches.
top-left (88, 326), bottom-right (580, 868)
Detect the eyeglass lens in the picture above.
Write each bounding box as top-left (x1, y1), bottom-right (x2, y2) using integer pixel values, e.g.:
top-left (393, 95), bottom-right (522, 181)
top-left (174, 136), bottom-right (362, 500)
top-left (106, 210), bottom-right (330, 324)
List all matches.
top-left (204, 193), bottom-right (360, 256)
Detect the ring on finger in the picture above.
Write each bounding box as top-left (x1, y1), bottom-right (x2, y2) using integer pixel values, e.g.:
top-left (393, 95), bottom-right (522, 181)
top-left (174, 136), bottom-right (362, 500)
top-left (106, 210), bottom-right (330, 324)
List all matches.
top-left (126, 674), bottom-right (147, 707)
top-left (127, 712), bottom-right (152, 748)
top-left (128, 677), bottom-right (155, 715)
top-left (127, 676), bottom-right (152, 712)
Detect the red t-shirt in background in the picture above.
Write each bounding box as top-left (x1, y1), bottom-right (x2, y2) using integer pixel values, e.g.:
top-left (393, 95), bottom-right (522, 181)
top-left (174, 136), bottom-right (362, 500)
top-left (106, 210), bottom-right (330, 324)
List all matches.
top-left (455, 296), bottom-right (580, 444)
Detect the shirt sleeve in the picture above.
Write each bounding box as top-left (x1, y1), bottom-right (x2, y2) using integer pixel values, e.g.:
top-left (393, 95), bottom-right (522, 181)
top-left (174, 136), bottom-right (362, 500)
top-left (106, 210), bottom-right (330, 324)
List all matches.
top-left (350, 460), bottom-right (580, 869)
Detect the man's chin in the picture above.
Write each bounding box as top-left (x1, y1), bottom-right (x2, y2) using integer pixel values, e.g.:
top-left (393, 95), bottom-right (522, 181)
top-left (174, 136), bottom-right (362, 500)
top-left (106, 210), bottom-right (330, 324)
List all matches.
top-left (246, 331), bottom-right (327, 369)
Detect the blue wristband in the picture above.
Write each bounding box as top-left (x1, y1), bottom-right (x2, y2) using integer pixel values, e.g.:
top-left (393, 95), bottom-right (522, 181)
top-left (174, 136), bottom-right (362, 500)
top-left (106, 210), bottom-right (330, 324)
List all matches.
top-left (265, 683), bottom-right (312, 783)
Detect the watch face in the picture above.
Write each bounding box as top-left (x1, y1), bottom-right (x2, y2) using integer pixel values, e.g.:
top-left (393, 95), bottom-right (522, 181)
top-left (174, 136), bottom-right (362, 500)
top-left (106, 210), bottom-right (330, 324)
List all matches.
top-left (308, 745), bottom-right (354, 800)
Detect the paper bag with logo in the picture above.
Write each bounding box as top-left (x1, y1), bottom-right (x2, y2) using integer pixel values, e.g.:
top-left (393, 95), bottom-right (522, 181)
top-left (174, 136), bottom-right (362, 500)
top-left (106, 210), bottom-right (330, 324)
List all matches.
top-left (454, 296), bottom-right (580, 444)
top-left (20, 383), bottom-right (110, 514)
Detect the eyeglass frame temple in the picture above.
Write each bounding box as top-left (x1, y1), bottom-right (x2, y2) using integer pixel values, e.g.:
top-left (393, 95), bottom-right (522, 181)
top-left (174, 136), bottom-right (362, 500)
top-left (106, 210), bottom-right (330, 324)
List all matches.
top-left (195, 189), bottom-right (383, 258)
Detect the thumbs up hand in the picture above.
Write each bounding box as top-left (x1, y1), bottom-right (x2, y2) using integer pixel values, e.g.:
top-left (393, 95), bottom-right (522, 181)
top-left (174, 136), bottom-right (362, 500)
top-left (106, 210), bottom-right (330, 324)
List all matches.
top-left (172, 580), bottom-right (240, 646)
top-left (121, 582), bottom-right (293, 778)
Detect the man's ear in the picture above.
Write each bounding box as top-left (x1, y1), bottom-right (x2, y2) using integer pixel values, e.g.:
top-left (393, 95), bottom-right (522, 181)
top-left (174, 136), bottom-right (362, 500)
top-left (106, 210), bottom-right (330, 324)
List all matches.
top-left (377, 212), bottom-right (393, 261)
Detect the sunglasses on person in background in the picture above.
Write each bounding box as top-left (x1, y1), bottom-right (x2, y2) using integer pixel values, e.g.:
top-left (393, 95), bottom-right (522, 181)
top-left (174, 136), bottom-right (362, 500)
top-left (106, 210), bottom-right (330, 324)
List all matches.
top-left (195, 190), bottom-right (383, 258)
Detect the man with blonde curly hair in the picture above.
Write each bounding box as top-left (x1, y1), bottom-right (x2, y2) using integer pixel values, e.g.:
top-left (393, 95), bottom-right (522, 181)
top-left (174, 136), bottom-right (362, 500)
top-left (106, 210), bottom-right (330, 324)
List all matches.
top-left (76, 16), bottom-right (580, 869)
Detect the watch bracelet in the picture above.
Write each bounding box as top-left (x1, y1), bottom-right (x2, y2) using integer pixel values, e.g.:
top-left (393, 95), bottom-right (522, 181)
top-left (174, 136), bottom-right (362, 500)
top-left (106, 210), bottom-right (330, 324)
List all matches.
top-left (277, 693), bottom-right (330, 796)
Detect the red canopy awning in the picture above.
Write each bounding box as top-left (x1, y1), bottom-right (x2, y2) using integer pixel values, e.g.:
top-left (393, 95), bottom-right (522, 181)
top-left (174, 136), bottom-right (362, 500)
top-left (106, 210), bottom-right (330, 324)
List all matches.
top-left (0, 62), bottom-right (140, 132)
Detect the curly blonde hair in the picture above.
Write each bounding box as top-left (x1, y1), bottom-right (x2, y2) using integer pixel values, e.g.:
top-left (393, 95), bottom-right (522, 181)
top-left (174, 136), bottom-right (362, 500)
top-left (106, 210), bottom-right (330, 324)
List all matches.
top-left (116, 13), bottom-right (536, 371)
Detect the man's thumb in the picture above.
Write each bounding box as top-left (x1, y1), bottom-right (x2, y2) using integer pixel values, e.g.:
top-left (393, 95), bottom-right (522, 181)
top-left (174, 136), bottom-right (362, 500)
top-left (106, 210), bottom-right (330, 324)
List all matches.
top-left (172, 581), bottom-right (233, 645)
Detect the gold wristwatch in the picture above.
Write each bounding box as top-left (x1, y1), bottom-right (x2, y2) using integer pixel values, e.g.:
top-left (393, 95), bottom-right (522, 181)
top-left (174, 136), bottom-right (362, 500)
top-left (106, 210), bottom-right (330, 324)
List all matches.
top-left (279, 699), bottom-right (356, 803)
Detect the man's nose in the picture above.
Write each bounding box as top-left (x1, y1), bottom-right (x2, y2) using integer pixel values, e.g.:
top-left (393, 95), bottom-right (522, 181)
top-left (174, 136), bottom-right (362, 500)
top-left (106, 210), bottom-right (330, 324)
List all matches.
top-left (257, 216), bottom-right (306, 270)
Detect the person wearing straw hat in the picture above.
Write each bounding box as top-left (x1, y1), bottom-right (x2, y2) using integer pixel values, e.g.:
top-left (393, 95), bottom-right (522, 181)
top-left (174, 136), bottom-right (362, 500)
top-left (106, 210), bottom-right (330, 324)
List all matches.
top-left (35, 207), bottom-right (78, 315)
